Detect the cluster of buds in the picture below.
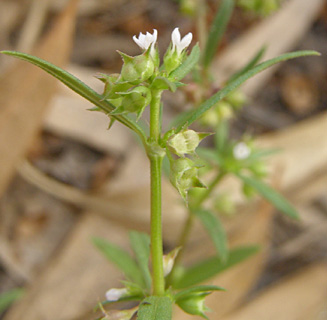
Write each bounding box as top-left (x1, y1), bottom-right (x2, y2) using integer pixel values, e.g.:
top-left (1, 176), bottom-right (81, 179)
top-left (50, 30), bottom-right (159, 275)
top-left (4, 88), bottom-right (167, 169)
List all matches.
top-left (98, 28), bottom-right (193, 121)
top-left (200, 89), bottom-right (247, 128)
top-left (167, 130), bottom-right (209, 202)
top-left (237, 0), bottom-right (281, 16)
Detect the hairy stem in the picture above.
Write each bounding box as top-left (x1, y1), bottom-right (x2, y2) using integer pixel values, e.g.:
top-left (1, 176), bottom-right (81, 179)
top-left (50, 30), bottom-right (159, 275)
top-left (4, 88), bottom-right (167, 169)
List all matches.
top-left (148, 90), bottom-right (165, 296)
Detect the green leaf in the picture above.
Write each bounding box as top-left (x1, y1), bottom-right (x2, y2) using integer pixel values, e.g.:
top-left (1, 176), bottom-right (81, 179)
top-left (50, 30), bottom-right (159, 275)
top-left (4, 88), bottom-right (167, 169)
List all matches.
top-left (174, 285), bottom-right (225, 301)
top-left (228, 46), bottom-right (266, 83)
top-left (193, 209), bottom-right (228, 263)
top-left (0, 51), bottom-right (147, 144)
top-left (129, 231), bottom-right (152, 290)
top-left (173, 246), bottom-right (259, 289)
top-left (0, 288), bottom-right (24, 313)
top-left (137, 296), bottom-right (173, 320)
top-left (236, 173), bottom-right (299, 219)
top-left (92, 237), bottom-right (144, 287)
top-left (170, 44), bottom-right (200, 81)
top-left (203, 0), bottom-right (235, 68)
top-left (174, 50), bottom-right (320, 132)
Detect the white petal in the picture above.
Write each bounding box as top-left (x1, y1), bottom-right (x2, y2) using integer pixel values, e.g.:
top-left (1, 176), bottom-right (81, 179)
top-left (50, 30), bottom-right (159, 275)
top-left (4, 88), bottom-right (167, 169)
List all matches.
top-left (133, 35), bottom-right (144, 49)
top-left (179, 32), bottom-right (193, 52)
top-left (133, 30), bottom-right (158, 53)
top-left (171, 27), bottom-right (181, 51)
top-left (105, 288), bottom-right (128, 302)
top-left (152, 29), bottom-right (158, 43)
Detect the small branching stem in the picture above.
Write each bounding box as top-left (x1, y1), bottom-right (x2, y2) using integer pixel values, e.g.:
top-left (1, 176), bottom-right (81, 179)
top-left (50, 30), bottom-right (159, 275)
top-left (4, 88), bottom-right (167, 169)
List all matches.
top-left (167, 171), bottom-right (226, 285)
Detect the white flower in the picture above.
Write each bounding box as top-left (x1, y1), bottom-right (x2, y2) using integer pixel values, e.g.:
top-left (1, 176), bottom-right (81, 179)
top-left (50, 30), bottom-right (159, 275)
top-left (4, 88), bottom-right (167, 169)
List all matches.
top-left (133, 29), bottom-right (157, 57)
top-left (171, 27), bottom-right (193, 55)
top-left (105, 288), bottom-right (128, 302)
top-left (233, 142), bottom-right (251, 160)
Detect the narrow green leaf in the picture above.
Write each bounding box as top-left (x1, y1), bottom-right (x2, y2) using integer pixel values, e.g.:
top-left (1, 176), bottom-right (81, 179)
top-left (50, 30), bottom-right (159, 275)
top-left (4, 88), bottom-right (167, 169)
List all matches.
top-left (0, 288), bottom-right (24, 313)
top-left (129, 231), bottom-right (152, 290)
top-left (203, 0), bottom-right (235, 68)
top-left (228, 46), bottom-right (266, 83)
top-left (0, 51), bottom-right (147, 144)
top-left (174, 285), bottom-right (225, 301)
top-left (246, 148), bottom-right (281, 161)
top-left (137, 296), bottom-right (173, 320)
top-left (237, 173), bottom-right (299, 219)
top-left (173, 246), bottom-right (259, 289)
top-left (193, 209), bottom-right (228, 262)
top-left (174, 50), bottom-right (320, 132)
top-left (92, 237), bottom-right (144, 286)
top-left (170, 44), bottom-right (200, 81)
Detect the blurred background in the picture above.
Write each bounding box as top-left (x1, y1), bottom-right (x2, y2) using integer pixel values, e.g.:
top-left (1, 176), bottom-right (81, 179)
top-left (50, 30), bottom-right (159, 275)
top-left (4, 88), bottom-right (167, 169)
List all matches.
top-left (0, 0), bottom-right (327, 319)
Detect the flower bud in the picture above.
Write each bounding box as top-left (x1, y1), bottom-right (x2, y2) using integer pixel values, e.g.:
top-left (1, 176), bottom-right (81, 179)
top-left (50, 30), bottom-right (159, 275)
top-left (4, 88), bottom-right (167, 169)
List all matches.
top-left (170, 158), bottom-right (206, 202)
top-left (105, 288), bottom-right (128, 302)
top-left (200, 101), bottom-right (233, 128)
top-left (226, 90), bottom-right (247, 110)
top-left (112, 86), bottom-right (151, 119)
top-left (120, 52), bottom-right (154, 84)
top-left (242, 183), bottom-right (256, 198)
top-left (250, 161), bottom-right (268, 178)
top-left (214, 193), bottom-right (235, 216)
top-left (180, 0), bottom-right (197, 16)
top-left (168, 130), bottom-right (209, 157)
top-left (164, 28), bottom-right (192, 74)
top-left (176, 293), bottom-right (209, 318)
top-left (163, 247), bottom-right (180, 277)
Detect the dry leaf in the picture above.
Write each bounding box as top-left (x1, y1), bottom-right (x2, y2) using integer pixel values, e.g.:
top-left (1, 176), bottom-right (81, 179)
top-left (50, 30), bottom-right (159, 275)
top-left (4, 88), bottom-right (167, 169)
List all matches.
top-left (0, 0), bottom-right (80, 196)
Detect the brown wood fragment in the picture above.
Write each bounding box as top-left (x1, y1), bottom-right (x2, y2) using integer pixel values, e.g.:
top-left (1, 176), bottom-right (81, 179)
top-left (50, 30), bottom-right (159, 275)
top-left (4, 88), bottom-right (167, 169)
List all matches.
top-left (220, 264), bottom-right (327, 320)
top-left (3, 213), bottom-right (131, 320)
top-left (212, 0), bottom-right (325, 96)
top-left (0, 0), bottom-right (80, 196)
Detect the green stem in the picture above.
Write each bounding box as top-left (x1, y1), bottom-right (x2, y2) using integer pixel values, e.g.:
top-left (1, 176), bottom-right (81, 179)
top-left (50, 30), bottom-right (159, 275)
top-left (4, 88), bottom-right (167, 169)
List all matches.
top-left (148, 90), bottom-right (165, 296)
top-left (150, 90), bottom-right (162, 142)
top-left (167, 171), bottom-right (225, 286)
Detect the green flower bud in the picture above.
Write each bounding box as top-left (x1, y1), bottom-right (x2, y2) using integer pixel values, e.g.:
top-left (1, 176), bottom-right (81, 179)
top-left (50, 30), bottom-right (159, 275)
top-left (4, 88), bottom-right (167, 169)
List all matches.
top-left (180, 0), bottom-right (197, 16)
top-left (226, 90), bottom-right (247, 110)
top-left (164, 28), bottom-right (193, 75)
top-left (104, 78), bottom-right (133, 100)
top-left (216, 101), bottom-right (234, 121)
top-left (201, 101), bottom-right (234, 128)
top-left (214, 193), bottom-right (235, 216)
top-left (238, 0), bottom-right (280, 16)
top-left (176, 293), bottom-right (210, 318)
top-left (164, 48), bottom-right (183, 75)
top-left (120, 51), bottom-right (154, 84)
top-left (200, 108), bottom-right (220, 127)
top-left (112, 86), bottom-right (151, 119)
top-left (250, 161), bottom-right (268, 178)
top-left (163, 247), bottom-right (180, 277)
top-left (168, 130), bottom-right (210, 157)
top-left (242, 183), bottom-right (256, 198)
top-left (170, 158), bottom-right (206, 202)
